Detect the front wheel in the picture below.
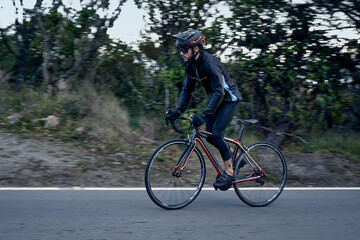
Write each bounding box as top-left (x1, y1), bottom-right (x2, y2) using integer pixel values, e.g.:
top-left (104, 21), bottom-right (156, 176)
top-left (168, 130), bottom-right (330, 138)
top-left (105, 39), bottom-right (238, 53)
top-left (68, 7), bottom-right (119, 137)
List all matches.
top-left (145, 139), bottom-right (206, 210)
top-left (233, 141), bottom-right (287, 207)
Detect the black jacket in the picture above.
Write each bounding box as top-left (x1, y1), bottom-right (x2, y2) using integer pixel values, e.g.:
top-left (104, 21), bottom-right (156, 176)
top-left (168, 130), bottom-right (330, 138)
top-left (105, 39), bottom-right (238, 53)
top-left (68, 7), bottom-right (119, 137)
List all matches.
top-left (177, 51), bottom-right (242, 117)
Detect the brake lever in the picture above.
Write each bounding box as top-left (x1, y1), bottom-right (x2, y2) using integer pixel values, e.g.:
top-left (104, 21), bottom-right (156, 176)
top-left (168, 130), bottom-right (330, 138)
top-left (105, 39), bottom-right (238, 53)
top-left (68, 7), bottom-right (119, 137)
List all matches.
top-left (165, 109), bottom-right (171, 127)
top-left (189, 114), bottom-right (207, 138)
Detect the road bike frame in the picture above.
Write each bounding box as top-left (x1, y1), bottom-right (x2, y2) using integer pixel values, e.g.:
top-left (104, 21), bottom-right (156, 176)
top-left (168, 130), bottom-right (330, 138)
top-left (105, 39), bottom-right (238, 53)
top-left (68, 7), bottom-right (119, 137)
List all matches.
top-left (171, 124), bottom-right (266, 185)
top-left (145, 114), bottom-right (287, 209)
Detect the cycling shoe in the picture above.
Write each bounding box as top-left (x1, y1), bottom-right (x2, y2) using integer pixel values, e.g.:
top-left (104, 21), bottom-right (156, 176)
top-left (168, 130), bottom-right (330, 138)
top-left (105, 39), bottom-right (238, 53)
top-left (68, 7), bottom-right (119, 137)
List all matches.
top-left (213, 172), bottom-right (233, 191)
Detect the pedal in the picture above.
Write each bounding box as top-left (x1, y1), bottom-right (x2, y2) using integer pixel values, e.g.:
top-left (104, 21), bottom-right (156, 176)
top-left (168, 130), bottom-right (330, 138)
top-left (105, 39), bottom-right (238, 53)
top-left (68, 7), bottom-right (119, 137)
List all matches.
top-left (238, 159), bottom-right (247, 168)
top-left (256, 179), bottom-right (265, 185)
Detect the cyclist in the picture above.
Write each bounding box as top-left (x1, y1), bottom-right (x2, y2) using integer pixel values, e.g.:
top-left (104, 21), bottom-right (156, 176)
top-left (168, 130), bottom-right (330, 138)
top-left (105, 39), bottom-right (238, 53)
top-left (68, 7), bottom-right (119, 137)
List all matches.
top-left (168, 29), bottom-right (242, 191)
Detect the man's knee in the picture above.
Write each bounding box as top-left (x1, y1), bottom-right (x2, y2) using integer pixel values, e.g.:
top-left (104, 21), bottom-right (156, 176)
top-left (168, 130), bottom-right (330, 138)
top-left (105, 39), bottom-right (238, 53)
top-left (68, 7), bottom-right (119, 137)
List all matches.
top-left (206, 134), bottom-right (222, 146)
top-left (206, 136), bottom-right (214, 145)
top-left (210, 133), bottom-right (225, 147)
top-left (211, 130), bottom-right (224, 139)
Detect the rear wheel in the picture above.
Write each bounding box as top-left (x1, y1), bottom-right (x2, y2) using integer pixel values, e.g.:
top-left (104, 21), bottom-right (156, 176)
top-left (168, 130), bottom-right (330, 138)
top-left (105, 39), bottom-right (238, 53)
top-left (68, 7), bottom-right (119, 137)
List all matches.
top-left (233, 141), bottom-right (287, 207)
top-left (145, 139), bottom-right (206, 210)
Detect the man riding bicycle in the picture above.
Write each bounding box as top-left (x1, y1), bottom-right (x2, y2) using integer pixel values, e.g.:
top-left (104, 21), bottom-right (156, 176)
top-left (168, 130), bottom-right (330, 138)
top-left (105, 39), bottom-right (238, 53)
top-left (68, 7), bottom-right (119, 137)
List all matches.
top-left (167, 29), bottom-right (242, 190)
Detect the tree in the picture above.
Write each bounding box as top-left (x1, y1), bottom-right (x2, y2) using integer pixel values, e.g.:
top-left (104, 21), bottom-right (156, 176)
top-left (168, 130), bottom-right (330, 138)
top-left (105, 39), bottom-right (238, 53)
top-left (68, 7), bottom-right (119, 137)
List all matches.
top-left (34, 0), bottom-right (126, 94)
top-left (94, 39), bottom-right (147, 113)
top-left (0, 0), bottom-right (37, 86)
top-left (311, 0), bottom-right (360, 128)
top-left (134, 0), bottom-right (222, 111)
top-left (0, 0), bottom-right (127, 94)
top-left (225, 0), bottom-right (359, 145)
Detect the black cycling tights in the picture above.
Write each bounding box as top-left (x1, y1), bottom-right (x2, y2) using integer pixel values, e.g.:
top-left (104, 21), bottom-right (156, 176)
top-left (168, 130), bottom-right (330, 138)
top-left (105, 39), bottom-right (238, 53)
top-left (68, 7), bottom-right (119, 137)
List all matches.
top-left (205, 101), bottom-right (240, 161)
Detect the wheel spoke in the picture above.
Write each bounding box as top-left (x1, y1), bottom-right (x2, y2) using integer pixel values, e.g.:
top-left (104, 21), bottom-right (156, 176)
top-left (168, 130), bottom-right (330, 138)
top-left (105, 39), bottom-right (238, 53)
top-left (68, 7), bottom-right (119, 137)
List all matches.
top-left (145, 139), bottom-right (206, 210)
top-left (233, 142), bottom-right (287, 207)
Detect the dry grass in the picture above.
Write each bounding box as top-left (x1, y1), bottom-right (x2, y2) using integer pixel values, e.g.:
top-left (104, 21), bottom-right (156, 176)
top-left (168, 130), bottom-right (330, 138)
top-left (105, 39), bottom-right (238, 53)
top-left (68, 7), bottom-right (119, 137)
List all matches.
top-left (0, 81), bottom-right (132, 143)
top-left (73, 82), bottom-right (131, 140)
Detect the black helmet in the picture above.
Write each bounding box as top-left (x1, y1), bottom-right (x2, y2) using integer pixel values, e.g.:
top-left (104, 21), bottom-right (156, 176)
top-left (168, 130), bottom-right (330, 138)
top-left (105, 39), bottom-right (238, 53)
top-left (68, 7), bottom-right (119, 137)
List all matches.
top-left (172, 29), bottom-right (206, 49)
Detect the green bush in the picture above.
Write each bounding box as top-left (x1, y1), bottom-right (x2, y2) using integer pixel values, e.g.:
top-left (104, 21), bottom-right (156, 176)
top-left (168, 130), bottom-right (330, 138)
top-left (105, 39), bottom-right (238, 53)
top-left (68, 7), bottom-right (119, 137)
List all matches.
top-left (289, 131), bottom-right (360, 160)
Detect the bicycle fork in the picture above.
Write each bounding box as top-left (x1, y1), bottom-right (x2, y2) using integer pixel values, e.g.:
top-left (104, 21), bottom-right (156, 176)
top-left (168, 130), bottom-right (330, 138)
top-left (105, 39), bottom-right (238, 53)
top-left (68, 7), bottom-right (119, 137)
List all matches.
top-left (172, 136), bottom-right (225, 178)
top-left (172, 141), bottom-right (195, 178)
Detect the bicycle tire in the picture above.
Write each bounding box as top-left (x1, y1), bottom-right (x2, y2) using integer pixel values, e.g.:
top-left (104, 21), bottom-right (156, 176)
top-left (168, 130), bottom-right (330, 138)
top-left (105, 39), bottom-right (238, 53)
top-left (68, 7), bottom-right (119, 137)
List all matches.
top-left (233, 141), bottom-right (287, 207)
top-left (145, 139), bottom-right (206, 210)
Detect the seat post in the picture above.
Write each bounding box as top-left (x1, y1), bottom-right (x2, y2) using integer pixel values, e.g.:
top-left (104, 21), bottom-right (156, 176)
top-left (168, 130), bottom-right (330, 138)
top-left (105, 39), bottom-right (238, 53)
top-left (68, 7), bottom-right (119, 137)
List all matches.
top-left (237, 123), bottom-right (246, 141)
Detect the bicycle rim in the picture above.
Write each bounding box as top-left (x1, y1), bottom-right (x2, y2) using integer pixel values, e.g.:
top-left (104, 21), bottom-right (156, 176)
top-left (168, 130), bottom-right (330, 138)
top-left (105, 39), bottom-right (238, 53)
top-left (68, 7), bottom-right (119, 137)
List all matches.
top-left (233, 141), bottom-right (287, 207)
top-left (145, 139), bottom-right (206, 210)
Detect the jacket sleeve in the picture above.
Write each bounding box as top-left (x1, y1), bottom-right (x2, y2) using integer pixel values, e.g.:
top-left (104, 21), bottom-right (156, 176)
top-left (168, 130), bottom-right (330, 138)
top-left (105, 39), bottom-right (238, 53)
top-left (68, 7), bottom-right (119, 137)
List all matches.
top-left (176, 71), bottom-right (196, 113)
top-left (202, 62), bottom-right (225, 117)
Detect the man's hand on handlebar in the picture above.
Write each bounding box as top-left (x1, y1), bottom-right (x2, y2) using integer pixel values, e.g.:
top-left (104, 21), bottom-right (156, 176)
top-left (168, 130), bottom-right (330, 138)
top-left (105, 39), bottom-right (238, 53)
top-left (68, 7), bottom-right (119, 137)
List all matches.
top-left (164, 112), bottom-right (207, 138)
top-left (165, 109), bottom-right (181, 123)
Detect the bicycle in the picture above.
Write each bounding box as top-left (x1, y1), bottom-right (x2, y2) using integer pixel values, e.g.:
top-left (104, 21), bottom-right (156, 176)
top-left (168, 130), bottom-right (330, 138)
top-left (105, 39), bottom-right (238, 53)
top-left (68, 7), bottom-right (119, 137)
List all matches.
top-left (144, 113), bottom-right (287, 210)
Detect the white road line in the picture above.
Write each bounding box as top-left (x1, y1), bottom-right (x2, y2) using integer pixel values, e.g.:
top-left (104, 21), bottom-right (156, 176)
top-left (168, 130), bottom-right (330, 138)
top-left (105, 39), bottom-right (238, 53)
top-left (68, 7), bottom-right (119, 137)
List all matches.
top-left (0, 187), bottom-right (359, 191)
top-left (0, 187), bottom-right (146, 191)
top-left (284, 187), bottom-right (360, 190)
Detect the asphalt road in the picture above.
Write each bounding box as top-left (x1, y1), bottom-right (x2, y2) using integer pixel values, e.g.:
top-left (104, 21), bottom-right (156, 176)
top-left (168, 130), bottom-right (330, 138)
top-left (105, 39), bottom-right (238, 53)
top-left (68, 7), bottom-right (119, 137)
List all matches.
top-left (0, 188), bottom-right (359, 240)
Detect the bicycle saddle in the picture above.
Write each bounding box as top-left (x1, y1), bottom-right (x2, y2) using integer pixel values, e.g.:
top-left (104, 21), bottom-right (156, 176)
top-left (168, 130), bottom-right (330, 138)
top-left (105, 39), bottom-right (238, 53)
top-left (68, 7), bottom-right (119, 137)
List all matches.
top-left (233, 119), bottom-right (258, 125)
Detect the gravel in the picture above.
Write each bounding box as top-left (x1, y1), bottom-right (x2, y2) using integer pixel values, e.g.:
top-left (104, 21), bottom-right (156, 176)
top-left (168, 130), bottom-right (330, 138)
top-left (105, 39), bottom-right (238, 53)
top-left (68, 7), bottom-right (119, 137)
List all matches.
top-left (1, 129), bottom-right (359, 187)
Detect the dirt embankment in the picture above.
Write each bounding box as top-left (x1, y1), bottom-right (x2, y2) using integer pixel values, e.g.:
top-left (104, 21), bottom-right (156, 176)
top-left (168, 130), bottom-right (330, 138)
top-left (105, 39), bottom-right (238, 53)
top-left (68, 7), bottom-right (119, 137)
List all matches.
top-left (0, 129), bottom-right (359, 187)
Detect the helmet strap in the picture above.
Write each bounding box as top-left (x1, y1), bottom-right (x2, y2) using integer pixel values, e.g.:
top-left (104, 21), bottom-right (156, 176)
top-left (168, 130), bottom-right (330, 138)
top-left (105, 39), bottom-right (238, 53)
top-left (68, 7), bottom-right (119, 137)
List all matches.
top-left (187, 47), bottom-right (200, 63)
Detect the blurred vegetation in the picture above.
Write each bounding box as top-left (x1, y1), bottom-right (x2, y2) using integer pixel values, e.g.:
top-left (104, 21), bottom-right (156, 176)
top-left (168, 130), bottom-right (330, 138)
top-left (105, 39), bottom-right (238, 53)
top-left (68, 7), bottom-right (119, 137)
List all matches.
top-left (0, 82), bottom-right (131, 142)
top-left (0, 0), bottom-right (359, 156)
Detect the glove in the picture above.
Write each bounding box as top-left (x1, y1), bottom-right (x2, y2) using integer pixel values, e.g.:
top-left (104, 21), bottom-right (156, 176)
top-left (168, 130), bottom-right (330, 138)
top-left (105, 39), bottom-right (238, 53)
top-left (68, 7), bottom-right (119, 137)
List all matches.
top-left (165, 109), bottom-right (181, 122)
top-left (192, 114), bottom-right (207, 128)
